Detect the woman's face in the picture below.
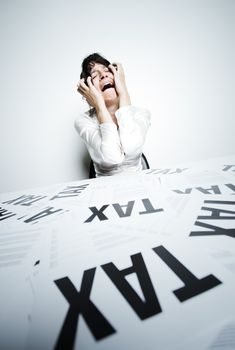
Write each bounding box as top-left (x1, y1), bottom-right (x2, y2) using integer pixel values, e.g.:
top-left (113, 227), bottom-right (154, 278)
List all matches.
top-left (90, 63), bottom-right (117, 102)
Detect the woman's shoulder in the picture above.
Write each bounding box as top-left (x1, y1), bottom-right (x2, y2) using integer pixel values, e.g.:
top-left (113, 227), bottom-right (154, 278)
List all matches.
top-left (74, 109), bottom-right (98, 133)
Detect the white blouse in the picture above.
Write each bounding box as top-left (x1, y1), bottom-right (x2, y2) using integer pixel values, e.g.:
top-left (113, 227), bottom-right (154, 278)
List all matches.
top-left (74, 105), bottom-right (151, 177)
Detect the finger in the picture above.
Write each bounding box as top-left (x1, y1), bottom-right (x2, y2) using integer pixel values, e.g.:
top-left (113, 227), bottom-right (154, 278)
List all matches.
top-left (77, 86), bottom-right (88, 96)
top-left (86, 76), bottom-right (94, 87)
top-left (112, 62), bottom-right (121, 68)
top-left (79, 78), bottom-right (89, 90)
top-left (77, 86), bottom-right (86, 96)
top-left (87, 76), bottom-right (98, 91)
top-left (77, 80), bottom-right (89, 94)
top-left (77, 82), bottom-right (83, 90)
top-left (108, 64), bottom-right (117, 74)
top-left (86, 76), bottom-right (92, 83)
top-left (115, 63), bottom-right (124, 73)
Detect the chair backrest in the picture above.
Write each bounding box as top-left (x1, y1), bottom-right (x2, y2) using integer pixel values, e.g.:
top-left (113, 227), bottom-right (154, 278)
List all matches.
top-left (89, 153), bottom-right (150, 179)
top-left (141, 153), bottom-right (150, 170)
top-left (89, 160), bottom-right (96, 179)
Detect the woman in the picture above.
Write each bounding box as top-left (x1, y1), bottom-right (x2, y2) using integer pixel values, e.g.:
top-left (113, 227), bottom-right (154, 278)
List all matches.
top-left (75, 53), bottom-right (151, 177)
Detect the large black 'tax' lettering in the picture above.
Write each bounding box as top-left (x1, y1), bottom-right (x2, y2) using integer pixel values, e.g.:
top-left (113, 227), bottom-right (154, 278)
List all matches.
top-left (0, 207), bottom-right (16, 221)
top-left (2, 194), bottom-right (47, 206)
top-left (50, 184), bottom-right (89, 200)
top-left (101, 253), bottom-right (162, 319)
top-left (84, 205), bottom-right (109, 223)
top-left (54, 268), bottom-right (115, 350)
top-left (190, 200), bottom-right (235, 238)
top-left (24, 207), bottom-right (64, 224)
top-left (153, 245), bottom-right (222, 302)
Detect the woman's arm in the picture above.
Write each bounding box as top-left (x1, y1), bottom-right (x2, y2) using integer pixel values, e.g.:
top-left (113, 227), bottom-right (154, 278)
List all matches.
top-left (115, 105), bottom-right (151, 156)
top-left (109, 63), bottom-right (151, 155)
top-left (75, 114), bottom-right (124, 166)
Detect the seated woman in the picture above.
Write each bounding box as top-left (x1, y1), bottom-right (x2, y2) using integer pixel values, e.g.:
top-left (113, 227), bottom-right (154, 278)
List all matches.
top-left (75, 53), bottom-right (151, 177)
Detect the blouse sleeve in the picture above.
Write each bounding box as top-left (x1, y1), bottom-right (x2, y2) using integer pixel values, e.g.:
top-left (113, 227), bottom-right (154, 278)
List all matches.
top-left (74, 113), bottom-right (125, 166)
top-left (115, 105), bottom-right (151, 156)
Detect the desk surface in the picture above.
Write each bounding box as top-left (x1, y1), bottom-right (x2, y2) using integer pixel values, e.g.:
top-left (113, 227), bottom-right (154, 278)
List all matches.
top-left (0, 154), bottom-right (235, 350)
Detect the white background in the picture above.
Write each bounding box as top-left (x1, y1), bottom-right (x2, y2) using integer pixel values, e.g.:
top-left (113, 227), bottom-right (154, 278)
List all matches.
top-left (0, 0), bottom-right (234, 193)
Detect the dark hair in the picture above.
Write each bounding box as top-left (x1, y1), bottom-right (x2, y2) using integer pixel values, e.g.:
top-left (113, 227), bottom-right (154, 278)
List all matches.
top-left (80, 52), bottom-right (111, 81)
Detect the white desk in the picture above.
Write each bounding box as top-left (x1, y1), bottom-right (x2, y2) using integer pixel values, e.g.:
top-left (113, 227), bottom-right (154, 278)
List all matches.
top-left (0, 155), bottom-right (235, 350)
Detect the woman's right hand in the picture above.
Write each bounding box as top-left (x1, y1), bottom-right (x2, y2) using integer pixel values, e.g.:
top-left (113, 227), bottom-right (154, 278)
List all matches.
top-left (77, 77), bottom-right (105, 110)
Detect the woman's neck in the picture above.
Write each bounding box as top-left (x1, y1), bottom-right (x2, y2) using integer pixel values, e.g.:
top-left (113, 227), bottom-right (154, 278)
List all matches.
top-left (105, 99), bottom-right (119, 125)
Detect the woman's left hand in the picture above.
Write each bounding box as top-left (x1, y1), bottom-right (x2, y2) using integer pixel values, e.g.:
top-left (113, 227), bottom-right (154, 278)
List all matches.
top-left (108, 63), bottom-right (128, 96)
top-left (109, 63), bottom-right (131, 106)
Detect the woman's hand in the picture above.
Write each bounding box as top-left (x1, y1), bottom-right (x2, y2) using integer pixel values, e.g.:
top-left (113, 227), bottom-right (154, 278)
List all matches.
top-left (77, 77), bottom-right (114, 124)
top-left (108, 63), bottom-right (131, 107)
top-left (77, 77), bottom-right (105, 110)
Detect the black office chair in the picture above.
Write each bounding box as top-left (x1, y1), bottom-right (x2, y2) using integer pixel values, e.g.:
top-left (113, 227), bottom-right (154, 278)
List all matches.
top-left (89, 153), bottom-right (150, 179)
top-left (141, 153), bottom-right (150, 170)
top-left (89, 160), bottom-right (96, 179)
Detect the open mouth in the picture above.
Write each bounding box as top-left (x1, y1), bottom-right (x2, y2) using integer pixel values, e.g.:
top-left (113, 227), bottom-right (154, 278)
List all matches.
top-left (102, 83), bottom-right (114, 92)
